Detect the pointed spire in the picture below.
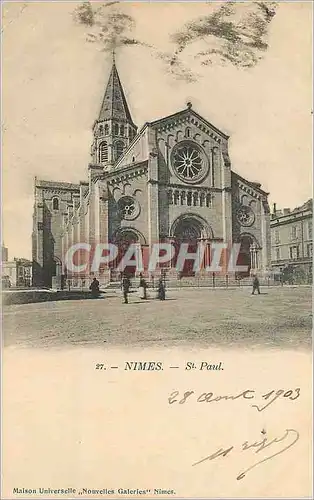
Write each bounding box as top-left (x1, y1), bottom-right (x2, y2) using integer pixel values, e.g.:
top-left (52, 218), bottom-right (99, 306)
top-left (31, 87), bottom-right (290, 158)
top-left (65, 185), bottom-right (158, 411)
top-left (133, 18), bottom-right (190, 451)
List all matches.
top-left (98, 57), bottom-right (135, 126)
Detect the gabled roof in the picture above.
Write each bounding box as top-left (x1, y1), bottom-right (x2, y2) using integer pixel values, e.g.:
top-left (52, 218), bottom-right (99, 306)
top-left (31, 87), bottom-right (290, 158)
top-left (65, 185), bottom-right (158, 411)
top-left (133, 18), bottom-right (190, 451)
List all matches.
top-left (232, 170), bottom-right (269, 196)
top-left (149, 106), bottom-right (229, 140)
top-left (36, 180), bottom-right (80, 191)
top-left (98, 60), bottom-right (136, 127)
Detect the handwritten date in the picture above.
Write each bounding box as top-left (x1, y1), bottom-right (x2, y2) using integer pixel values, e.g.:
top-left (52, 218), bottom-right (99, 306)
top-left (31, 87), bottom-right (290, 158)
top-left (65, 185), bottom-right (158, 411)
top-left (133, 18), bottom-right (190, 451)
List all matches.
top-left (168, 388), bottom-right (300, 412)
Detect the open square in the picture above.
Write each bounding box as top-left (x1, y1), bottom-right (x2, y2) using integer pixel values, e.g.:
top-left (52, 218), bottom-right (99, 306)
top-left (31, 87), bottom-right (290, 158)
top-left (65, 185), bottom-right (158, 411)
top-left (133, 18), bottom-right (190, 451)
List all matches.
top-left (3, 287), bottom-right (311, 350)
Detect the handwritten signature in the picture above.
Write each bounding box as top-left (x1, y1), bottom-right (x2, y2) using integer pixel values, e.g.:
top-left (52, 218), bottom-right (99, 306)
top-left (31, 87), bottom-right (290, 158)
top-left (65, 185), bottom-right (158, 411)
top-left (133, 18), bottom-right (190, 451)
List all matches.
top-left (192, 428), bottom-right (300, 480)
top-left (168, 388), bottom-right (300, 412)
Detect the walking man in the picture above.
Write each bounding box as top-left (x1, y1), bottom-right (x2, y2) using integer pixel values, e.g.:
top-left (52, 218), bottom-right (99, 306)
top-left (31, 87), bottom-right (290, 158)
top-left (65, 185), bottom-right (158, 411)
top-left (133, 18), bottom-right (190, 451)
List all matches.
top-left (157, 278), bottom-right (166, 300)
top-left (122, 275), bottom-right (131, 304)
top-left (139, 273), bottom-right (148, 300)
top-left (252, 275), bottom-right (260, 295)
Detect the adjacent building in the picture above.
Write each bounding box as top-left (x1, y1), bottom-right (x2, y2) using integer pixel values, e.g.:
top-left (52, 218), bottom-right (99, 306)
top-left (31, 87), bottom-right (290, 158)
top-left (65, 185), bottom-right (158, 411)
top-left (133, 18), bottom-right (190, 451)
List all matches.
top-left (2, 245), bottom-right (8, 263)
top-left (32, 58), bottom-right (271, 288)
top-left (1, 258), bottom-right (33, 288)
top-left (270, 199), bottom-right (313, 282)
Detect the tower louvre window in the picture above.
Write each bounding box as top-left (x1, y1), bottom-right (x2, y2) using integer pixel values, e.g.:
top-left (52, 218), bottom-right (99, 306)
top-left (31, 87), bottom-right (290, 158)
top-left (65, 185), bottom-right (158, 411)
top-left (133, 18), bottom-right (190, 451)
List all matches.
top-left (120, 125), bottom-right (125, 136)
top-left (99, 141), bottom-right (108, 163)
top-left (114, 140), bottom-right (124, 161)
top-left (52, 197), bottom-right (59, 210)
top-left (104, 123), bottom-right (109, 134)
top-left (99, 125), bottom-right (103, 135)
top-left (130, 128), bottom-right (137, 141)
top-left (114, 123), bottom-right (119, 136)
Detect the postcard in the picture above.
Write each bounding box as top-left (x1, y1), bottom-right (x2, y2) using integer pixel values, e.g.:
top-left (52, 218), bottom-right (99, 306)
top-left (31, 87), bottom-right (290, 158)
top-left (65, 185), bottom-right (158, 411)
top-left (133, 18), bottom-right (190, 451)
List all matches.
top-left (1, 1), bottom-right (312, 499)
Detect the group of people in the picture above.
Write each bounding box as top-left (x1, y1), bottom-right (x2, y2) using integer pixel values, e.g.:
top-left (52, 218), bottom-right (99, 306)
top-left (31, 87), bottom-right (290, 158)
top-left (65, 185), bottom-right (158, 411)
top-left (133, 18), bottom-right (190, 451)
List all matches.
top-left (89, 275), bottom-right (165, 303)
top-left (121, 274), bottom-right (165, 304)
top-left (90, 274), bottom-right (260, 300)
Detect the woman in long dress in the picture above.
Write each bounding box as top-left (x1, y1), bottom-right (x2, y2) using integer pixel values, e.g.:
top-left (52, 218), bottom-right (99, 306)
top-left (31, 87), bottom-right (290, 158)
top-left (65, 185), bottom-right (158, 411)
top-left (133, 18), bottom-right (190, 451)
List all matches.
top-left (89, 277), bottom-right (100, 298)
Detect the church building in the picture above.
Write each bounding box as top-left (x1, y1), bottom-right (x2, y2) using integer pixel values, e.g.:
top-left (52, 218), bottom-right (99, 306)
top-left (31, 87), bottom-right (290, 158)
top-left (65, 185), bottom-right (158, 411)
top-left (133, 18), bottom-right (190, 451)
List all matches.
top-left (32, 59), bottom-right (271, 288)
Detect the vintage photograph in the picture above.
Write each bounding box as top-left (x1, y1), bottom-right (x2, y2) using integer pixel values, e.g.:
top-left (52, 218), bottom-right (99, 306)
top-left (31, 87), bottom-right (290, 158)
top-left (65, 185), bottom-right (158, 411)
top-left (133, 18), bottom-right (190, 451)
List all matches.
top-left (2, 1), bottom-right (312, 498)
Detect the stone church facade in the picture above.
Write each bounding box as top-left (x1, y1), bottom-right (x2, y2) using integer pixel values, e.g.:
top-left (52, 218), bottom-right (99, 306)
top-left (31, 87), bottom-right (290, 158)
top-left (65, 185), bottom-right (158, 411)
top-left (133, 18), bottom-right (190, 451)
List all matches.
top-left (32, 60), bottom-right (271, 288)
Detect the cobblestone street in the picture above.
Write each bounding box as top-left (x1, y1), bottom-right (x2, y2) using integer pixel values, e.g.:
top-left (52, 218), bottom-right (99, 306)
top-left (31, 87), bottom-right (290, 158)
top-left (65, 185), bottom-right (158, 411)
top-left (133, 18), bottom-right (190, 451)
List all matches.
top-left (3, 287), bottom-right (311, 350)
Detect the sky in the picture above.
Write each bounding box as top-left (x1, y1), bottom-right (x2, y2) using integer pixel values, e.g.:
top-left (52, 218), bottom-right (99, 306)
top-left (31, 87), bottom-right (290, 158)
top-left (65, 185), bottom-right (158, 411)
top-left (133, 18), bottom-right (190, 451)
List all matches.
top-left (2, 1), bottom-right (313, 259)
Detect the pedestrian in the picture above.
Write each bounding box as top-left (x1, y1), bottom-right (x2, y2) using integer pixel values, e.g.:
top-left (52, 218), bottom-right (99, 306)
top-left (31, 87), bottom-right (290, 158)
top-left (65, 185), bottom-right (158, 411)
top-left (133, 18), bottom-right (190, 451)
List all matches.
top-left (122, 275), bottom-right (131, 304)
top-left (157, 277), bottom-right (166, 301)
top-left (89, 277), bottom-right (100, 298)
top-left (138, 273), bottom-right (148, 300)
top-left (252, 275), bottom-right (260, 295)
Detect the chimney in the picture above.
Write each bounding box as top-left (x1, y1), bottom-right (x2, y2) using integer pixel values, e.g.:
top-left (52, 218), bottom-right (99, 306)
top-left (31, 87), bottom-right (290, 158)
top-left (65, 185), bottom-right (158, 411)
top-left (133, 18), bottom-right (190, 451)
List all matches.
top-left (273, 203), bottom-right (277, 215)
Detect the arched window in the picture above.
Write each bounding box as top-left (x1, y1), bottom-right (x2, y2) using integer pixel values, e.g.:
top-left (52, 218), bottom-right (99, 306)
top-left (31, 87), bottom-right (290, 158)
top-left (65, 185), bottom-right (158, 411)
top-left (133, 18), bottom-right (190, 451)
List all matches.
top-left (99, 125), bottom-right (103, 136)
top-left (120, 125), bottom-right (125, 136)
top-left (114, 140), bottom-right (124, 161)
top-left (52, 197), bottom-right (59, 210)
top-left (104, 123), bottom-right (109, 135)
top-left (114, 123), bottom-right (119, 136)
top-left (99, 141), bottom-right (108, 163)
top-left (185, 127), bottom-right (191, 138)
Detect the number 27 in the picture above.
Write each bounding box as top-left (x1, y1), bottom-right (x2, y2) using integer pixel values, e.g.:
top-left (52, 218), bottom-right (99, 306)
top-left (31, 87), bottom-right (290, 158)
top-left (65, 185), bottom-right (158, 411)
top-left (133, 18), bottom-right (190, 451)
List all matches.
top-left (95, 363), bottom-right (105, 370)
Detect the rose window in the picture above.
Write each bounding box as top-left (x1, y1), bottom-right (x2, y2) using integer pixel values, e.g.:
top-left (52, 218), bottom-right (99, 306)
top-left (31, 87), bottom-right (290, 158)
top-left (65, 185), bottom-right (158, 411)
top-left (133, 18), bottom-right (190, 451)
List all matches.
top-left (171, 141), bottom-right (208, 184)
top-left (118, 196), bottom-right (140, 221)
top-left (236, 205), bottom-right (255, 227)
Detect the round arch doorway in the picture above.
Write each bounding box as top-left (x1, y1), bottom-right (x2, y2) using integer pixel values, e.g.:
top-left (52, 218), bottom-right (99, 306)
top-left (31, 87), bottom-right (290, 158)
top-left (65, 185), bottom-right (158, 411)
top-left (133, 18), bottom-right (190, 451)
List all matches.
top-left (237, 234), bottom-right (260, 277)
top-left (172, 215), bottom-right (209, 277)
top-left (113, 229), bottom-right (142, 278)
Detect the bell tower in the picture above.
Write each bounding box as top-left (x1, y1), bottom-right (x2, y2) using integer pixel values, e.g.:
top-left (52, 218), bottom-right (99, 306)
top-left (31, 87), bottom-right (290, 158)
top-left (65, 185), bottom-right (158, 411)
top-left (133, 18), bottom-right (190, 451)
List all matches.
top-left (91, 54), bottom-right (137, 170)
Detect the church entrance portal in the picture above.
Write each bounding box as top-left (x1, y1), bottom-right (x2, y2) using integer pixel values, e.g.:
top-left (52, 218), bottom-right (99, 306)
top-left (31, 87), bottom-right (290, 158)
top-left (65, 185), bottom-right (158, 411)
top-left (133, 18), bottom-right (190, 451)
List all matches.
top-left (173, 217), bottom-right (204, 277)
top-left (237, 235), bottom-right (260, 277)
top-left (113, 230), bottom-right (140, 278)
